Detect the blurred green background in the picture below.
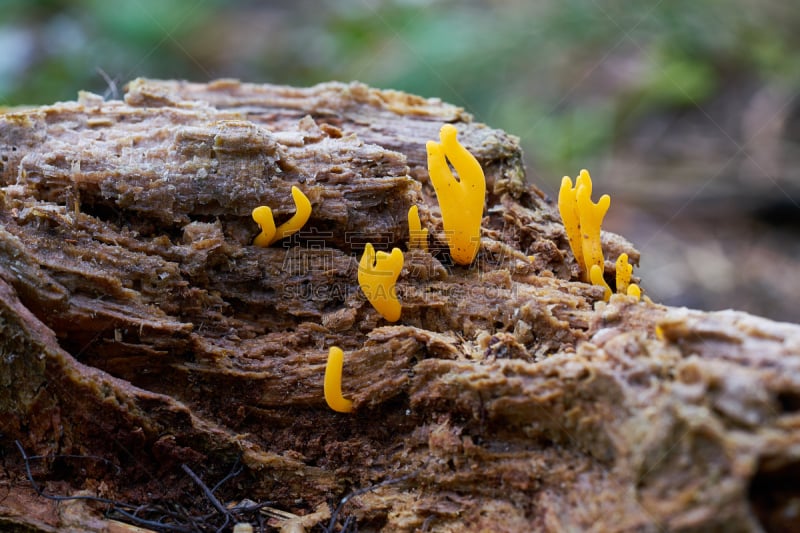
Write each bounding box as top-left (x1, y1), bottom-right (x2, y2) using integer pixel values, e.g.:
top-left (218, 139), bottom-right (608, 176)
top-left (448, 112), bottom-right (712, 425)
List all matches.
top-left (1, 0), bottom-right (799, 320)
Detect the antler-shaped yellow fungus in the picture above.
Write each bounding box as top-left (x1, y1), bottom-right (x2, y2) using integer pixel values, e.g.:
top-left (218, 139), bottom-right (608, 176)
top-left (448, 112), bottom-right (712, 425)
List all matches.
top-left (358, 243), bottom-right (404, 322)
top-left (559, 169), bottom-right (613, 299)
top-left (252, 186), bottom-right (312, 247)
top-left (408, 205), bottom-right (428, 251)
top-left (558, 170), bottom-right (592, 279)
top-left (324, 346), bottom-right (353, 413)
top-left (426, 124), bottom-right (485, 265)
top-left (577, 176), bottom-right (610, 284)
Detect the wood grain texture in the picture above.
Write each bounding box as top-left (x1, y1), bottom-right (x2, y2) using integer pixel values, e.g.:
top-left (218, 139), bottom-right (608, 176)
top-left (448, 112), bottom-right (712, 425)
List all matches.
top-left (1, 79), bottom-right (798, 532)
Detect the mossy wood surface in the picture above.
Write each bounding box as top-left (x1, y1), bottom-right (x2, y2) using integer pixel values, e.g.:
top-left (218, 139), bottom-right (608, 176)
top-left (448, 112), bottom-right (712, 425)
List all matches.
top-left (1, 79), bottom-right (799, 532)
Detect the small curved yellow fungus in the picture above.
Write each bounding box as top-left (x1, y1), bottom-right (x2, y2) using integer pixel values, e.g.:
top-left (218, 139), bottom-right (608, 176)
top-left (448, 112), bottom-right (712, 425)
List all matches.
top-left (426, 124), bottom-right (485, 265)
top-left (407, 205), bottom-right (428, 251)
top-left (627, 284), bottom-right (641, 299)
top-left (615, 253), bottom-right (633, 295)
top-left (252, 185), bottom-right (312, 247)
top-left (324, 346), bottom-right (353, 413)
top-left (252, 205), bottom-right (277, 247)
top-left (590, 264), bottom-right (612, 301)
top-left (358, 243), bottom-right (404, 322)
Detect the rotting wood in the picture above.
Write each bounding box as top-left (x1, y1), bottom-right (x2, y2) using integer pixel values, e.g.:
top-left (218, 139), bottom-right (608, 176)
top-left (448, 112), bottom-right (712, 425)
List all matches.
top-left (1, 79), bottom-right (799, 532)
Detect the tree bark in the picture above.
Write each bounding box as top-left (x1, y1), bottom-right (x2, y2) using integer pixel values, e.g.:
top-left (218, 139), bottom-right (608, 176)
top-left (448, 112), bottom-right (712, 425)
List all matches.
top-left (0, 79), bottom-right (798, 532)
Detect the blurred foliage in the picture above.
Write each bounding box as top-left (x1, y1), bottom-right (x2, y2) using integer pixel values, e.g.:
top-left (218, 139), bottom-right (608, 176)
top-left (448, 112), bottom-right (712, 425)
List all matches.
top-left (1, 0), bottom-right (798, 182)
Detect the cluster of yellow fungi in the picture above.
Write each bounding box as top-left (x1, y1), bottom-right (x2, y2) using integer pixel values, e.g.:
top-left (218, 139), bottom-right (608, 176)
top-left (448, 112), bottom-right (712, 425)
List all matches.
top-left (356, 124), bottom-right (485, 325)
top-left (558, 169), bottom-right (640, 301)
top-left (251, 127), bottom-right (642, 414)
top-left (321, 125), bottom-right (487, 412)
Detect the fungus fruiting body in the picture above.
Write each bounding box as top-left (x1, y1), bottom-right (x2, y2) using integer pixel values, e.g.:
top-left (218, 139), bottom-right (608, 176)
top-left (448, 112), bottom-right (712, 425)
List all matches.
top-left (407, 205), bottom-right (428, 251)
top-left (426, 124), bottom-right (486, 265)
top-left (627, 284), bottom-right (642, 299)
top-left (590, 264), bottom-right (612, 301)
top-left (616, 253), bottom-right (633, 294)
top-left (558, 171), bottom-right (591, 280)
top-left (251, 206), bottom-right (277, 247)
top-left (576, 175), bottom-right (611, 284)
top-left (252, 185), bottom-right (311, 247)
top-left (324, 346), bottom-right (353, 413)
top-left (615, 253), bottom-right (641, 300)
top-left (358, 243), bottom-right (404, 322)
top-left (558, 169), bottom-right (620, 300)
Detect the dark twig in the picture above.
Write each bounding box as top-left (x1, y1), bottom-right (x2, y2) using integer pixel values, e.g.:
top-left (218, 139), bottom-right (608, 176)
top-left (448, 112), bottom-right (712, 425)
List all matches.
top-left (341, 515), bottom-right (356, 533)
top-left (18, 440), bottom-right (194, 532)
top-left (110, 507), bottom-right (194, 533)
top-left (26, 451), bottom-right (122, 475)
top-left (210, 456), bottom-right (243, 495)
top-left (16, 440), bottom-right (281, 533)
top-left (181, 464), bottom-right (234, 525)
top-left (15, 440), bottom-right (118, 506)
top-left (325, 472), bottom-right (417, 533)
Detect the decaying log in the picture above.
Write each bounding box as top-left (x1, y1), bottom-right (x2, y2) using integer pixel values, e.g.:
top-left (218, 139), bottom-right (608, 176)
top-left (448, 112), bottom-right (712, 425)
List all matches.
top-left (1, 79), bottom-right (799, 532)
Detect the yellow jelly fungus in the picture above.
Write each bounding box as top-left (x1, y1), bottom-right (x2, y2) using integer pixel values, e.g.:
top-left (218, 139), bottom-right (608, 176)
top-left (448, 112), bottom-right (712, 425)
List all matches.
top-left (615, 253), bottom-right (641, 301)
top-left (426, 124), bottom-right (486, 265)
top-left (627, 284), bottom-right (641, 299)
top-left (324, 346), bottom-right (353, 413)
top-left (559, 169), bottom-right (615, 299)
top-left (590, 264), bottom-right (612, 301)
top-left (358, 243), bottom-right (404, 322)
top-left (558, 170), bottom-right (592, 281)
top-left (616, 253), bottom-right (633, 295)
top-left (252, 206), bottom-right (276, 247)
top-left (252, 186), bottom-right (312, 247)
top-left (577, 178), bottom-right (610, 281)
top-left (408, 205), bottom-right (428, 251)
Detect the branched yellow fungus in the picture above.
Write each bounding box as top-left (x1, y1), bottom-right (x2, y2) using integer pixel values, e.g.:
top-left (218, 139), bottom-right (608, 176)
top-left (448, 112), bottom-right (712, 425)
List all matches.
top-left (559, 169), bottom-right (617, 299)
top-left (407, 205), bottom-right (428, 251)
top-left (252, 185), bottom-right (312, 247)
top-left (324, 346), bottom-right (353, 413)
top-left (577, 178), bottom-right (610, 281)
top-left (616, 253), bottom-right (633, 294)
top-left (558, 170), bottom-right (592, 280)
top-left (426, 124), bottom-right (485, 265)
top-left (358, 242), bottom-right (404, 322)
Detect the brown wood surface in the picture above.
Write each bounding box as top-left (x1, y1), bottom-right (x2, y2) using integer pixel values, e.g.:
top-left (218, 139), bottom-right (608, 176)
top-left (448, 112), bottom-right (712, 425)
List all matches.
top-left (0, 79), bottom-right (798, 532)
